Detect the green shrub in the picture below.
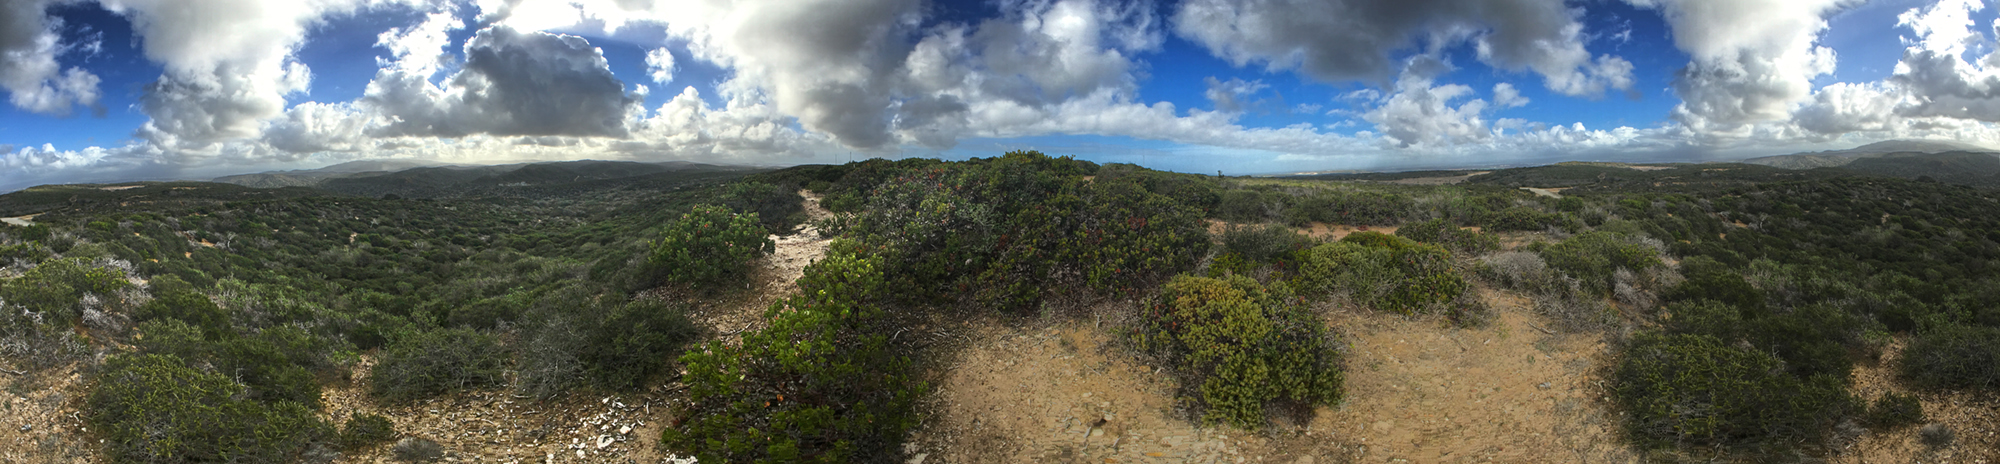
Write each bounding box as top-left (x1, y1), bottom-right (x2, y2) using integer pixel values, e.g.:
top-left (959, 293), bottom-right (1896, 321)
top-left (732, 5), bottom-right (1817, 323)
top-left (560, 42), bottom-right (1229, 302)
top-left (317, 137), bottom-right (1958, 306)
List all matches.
top-left (581, 299), bottom-right (700, 390)
top-left (1298, 232), bottom-right (1467, 315)
top-left (648, 204), bottom-right (774, 286)
top-left (1219, 223), bottom-right (1313, 265)
top-left (1396, 218), bottom-right (1498, 254)
top-left (662, 251), bottom-right (922, 463)
top-left (1864, 392), bottom-right (1924, 429)
top-left (1537, 231), bottom-right (1661, 295)
top-left (369, 327), bottom-right (507, 402)
top-left (135, 290), bottom-right (231, 337)
top-left (0, 257), bottom-right (131, 324)
top-left (339, 413), bottom-right (398, 450)
top-left (1900, 322), bottom-right (2000, 392)
top-left (1136, 275), bottom-right (1343, 430)
top-left (89, 354), bottom-right (333, 463)
top-left (1614, 333), bottom-right (1858, 450)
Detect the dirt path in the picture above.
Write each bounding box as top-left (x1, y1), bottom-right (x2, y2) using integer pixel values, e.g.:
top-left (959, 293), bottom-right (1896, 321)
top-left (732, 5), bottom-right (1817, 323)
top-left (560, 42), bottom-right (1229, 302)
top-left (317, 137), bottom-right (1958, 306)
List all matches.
top-left (677, 190), bottom-right (835, 343)
top-left (913, 286), bottom-right (1635, 464)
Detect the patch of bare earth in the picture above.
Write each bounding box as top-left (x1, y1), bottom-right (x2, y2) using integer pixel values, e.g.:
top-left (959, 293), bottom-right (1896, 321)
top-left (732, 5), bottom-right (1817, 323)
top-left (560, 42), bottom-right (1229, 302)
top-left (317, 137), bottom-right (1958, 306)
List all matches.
top-left (1204, 220), bottom-right (1400, 242)
top-left (911, 313), bottom-right (1341, 464)
top-left (1318, 288), bottom-right (1634, 463)
top-left (324, 356), bottom-right (682, 464)
top-left (1837, 339), bottom-right (1999, 464)
top-left (0, 365), bottom-right (95, 464)
top-left (1384, 172), bottom-right (1491, 186)
top-left (911, 286), bottom-right (1636, 464)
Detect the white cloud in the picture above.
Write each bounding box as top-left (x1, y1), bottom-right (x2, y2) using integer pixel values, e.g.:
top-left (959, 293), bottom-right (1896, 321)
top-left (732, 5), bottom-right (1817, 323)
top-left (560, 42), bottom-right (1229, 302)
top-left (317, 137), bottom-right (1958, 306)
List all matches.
top-left (1627, 0), bottom-right (1851, 140)
top-left (1203, 77), bottom-right (1267, 112)
top-left (1362, 58), bottom-right (1493, 148)
top-left (0, 0), bottom-right (103, 116)
top-left (1492, 82), bottom-right (1529, 108)
top-left (102, 0), bottom-right (382, 154)
top-left (645, 47), bottom-right (675, 85)
top-left (365, 25), bottom-right (641, 138)
top-left (1171, 0), bottom-right (1634, 97)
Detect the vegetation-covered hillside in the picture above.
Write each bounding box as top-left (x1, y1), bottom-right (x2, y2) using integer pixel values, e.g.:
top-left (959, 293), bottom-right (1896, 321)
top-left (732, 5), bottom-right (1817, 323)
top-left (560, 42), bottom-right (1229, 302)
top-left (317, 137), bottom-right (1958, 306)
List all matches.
top-left (1, 152), bottom-right (1995, 462)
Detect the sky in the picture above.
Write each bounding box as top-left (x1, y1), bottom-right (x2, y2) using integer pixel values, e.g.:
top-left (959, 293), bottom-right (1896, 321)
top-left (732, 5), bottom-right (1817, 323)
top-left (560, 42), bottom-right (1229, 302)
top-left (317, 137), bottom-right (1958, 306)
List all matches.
top-left (7, 0), bottom-right (2000, 191)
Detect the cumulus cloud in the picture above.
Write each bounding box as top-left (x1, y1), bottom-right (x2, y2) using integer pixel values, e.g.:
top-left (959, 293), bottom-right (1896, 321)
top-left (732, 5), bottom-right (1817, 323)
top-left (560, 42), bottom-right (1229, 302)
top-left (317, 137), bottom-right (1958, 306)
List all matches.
top-left (1171, 0), bottom-right (1634, 97)
top-left (1628, 0), bottom-right (1851, 139)
top-left (1203, 77), bottom-right (1267, 112)
top-left (645, 47), bottom-right (674, 84)
top-left (102, 0), bottom-right (382, 154)
top-left (0, 0), bottom-right (103, 116)
top-left (1492, 82), bottom-right (1528, 108)
top-left (366, 26), bottom-right (640, 138)
top-left (1362, 58), bottom-right (1495, 148)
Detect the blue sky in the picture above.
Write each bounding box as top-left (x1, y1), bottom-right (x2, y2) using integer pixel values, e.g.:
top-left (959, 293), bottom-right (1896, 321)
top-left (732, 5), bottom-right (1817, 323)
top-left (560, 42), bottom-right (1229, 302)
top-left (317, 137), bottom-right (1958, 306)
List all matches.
top-left (7, 0), bottom-right (2000, 190)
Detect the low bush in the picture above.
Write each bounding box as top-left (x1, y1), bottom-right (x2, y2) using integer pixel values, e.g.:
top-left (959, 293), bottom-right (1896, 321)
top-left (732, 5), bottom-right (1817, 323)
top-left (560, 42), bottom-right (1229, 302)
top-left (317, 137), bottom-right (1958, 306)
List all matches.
top-left (648, 204), bottom-right (774, 286)
top-left (1477, 251), bottom-right (1551, 291)
top-left (1219, 223), bottom-right (1313, 265)
top-left (89, 354), bottom-right (333, 463)
top-left (1864, 392), bottom-right (1924, 429)
top-left (340, 413), bottom-right (398, 450)
top-left (1900, 322), bottom-right (2000, 392)
top-left (517, 290), bottom-right (701, 398)
top-left (1537, 231), bottom-right (1662, 296)
top-left (1298, 232), bottom-right (1467, 315)
top-left (1396, 218), bottom-right (1498, 254)
top-left (369, 327), bottom-right (507, 402)
top-left (1136, 275), bottom-right (1343, 430)
top-left (662, 251), bottom-right (923, 463)
top-left (1614, 333), bottom-right (1858, 450)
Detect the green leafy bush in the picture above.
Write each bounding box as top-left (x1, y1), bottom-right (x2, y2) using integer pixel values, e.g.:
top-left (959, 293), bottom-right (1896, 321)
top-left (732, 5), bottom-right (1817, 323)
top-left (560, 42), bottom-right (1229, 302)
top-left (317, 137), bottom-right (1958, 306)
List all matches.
top-left (340, 413), bottom-right (398, 450)
top-left (1297, 232), bottom-right (1467, 315)
top-left (1136, 275), bottom-right (1343, 430)
top-left (662, 250), bottom-right (923, 463)
top-left (89, 354), bottom-right (333, 463)
top-left (1219, 223), bottom-right (1314, 266)
top-left (1864, 392), bottom-right (1924, 429)
top-left (369, 327), bottom-right (507, 402)
top-left (1614, 333), bottom-right (1858, 450)
top-left (1396, 217), bottom-right (1498, 254)
top-left (649, 204), bottom-right (774, 286)
top-left (0, 257), bottom-right (132, 324)
top-left (582, 299), bottom-right (700, 390)
top-left (1900, 322), bottom-right (2000, 392)
top-left (1537, 231), bottom-right (1661, 295)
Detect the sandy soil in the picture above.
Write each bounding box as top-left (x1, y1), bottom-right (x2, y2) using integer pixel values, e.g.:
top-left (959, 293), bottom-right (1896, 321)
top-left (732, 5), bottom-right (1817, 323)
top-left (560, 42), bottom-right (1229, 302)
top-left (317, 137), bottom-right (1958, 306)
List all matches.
top-left (1205, 220), bottom-right (1401, 243)
top-left (911, 313), bottom-right (1345, 464)
top-left (1519, 187), bottom-right (1567, 199)
top-left (0, 366), bottom-right (95, 464)
top-left (325, 356), bottom-right (682, 464)
top-left (911, 286), bottom-right (1636, 464)
top-left (1316, 289), bottom-right (1634, 463)
top-left (1838, 340), bottom-right (1999, 464)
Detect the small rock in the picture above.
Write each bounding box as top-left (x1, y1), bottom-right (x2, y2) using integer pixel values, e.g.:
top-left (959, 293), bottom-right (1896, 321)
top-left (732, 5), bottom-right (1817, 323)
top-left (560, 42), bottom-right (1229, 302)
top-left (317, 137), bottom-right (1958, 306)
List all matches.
top-left (1536, 382), bottom-right (1551, 390)
top-left (1082, 392), bottom-right (1092, 399)
top-left (595, 435), bottom-right (614, 449)
top-left (906, 453), bottom-right (929, 464)
top-left (618, 425), bottom-right (632, 435)
top-left (575, 449), bottom-right (585, 459)
top-left (18, 424), bottom-right (30, 432)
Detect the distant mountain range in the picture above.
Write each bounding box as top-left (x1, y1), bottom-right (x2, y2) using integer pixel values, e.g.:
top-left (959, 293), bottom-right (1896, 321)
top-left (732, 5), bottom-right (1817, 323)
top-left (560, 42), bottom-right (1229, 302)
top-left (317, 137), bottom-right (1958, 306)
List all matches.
top-left (1739, 139), bottom-right (2000, 187)
top-left (1740, 140), bottom-right (1993, 169)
